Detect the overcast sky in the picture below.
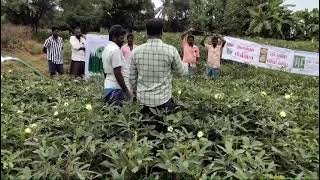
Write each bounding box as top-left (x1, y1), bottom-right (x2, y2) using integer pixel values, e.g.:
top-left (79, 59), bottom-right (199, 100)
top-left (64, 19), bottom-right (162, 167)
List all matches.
top-left (152, 0), bottom-right (319, 11)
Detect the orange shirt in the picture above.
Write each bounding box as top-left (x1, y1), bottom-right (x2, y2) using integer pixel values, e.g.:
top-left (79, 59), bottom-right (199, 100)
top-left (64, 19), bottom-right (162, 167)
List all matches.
top-left (182, 38), bottom-right (200, 66)
top-left (205, 44), bottom-right (222, 68)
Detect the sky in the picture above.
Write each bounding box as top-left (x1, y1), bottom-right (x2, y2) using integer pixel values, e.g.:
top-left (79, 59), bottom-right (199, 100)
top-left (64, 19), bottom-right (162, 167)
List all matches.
top-left (151, 0), bottom-right (319, 11)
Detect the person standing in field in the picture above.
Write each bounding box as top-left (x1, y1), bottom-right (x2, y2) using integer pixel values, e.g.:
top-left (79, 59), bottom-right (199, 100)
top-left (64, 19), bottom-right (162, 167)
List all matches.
top-left (130, 18), bottom-right (189, 131)
top-left (43, 26), bottom-right (64, 77)
top-left (121, 33), bottom-right (137, 73)
top-left (69, 27), bottom-right (86, 78)
top-left (121, 33), bottom-right (137, 62)
top-left (201, 33), bottom-right (226, 79)
top-left (181, 28), bottom-right (200, 75)
top-left (102, 25), bottom-right (131, 106)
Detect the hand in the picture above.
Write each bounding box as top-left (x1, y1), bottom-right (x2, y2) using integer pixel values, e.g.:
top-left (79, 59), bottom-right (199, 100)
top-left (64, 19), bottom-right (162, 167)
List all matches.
top-left (124, 90), bottom-right (132, 101)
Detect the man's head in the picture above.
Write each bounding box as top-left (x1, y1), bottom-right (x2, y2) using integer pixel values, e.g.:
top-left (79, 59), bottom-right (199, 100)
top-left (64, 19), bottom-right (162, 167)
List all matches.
top-left (211, 35), bottom-right (219, 47)
top-left (109, 25), bottom-right (126, 47)
top-left (127, 33), bottom-right (134, 46)
top-left (52, 26), bottom-right (59, 37)
top-left (187, 35), bottom-right (194, 46)
top-left (146, 18), bottom-right (163, 37)
top-left (74, 27), bottom-right (82, 39)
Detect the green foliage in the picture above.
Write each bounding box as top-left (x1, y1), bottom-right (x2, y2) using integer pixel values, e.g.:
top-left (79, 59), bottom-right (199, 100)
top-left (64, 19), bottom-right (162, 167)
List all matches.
top-left (1, 55), bottom-right (319, 179)
top-left (30, 44), bottom-right (43, 55)
top-left (293, 8), bottom-right (319, 40)
top-left (1, 0), bottom-right (58, 32)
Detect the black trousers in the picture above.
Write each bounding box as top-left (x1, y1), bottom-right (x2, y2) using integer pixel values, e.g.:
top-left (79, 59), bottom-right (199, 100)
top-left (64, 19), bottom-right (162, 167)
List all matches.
top-left (139, 98), bottom-right (178, 132)
top-left (70, 60), bottom-right (85, 77)
top-left (48, 61), bottom-right (63, 76)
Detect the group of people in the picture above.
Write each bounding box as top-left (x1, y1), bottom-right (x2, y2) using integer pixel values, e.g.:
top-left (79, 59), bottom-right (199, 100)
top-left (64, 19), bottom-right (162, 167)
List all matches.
top-left (42, 18), bottom-right (226, 127)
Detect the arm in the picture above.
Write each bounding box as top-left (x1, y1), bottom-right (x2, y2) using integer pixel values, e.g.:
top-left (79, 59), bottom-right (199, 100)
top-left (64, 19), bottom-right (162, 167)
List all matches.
top-left (111, 50), bottom-right (131, 97)
top-left (181, 28), bottom-right (194, 41)
top-left (171, 48), bottom-right (188, 76)
top-left (129, 53), bottom-right (137, 99)
top-left (218, 34), bottom-right (226, 47)
top-left (43, 39), bottom-right (49, 54)
top-left (70, 37), bottom-right (84, 50)
top-left (42, 47), bottom-right (47, 54)
top-left (201, 34), bottom-right (209, 47)
top-left (114, 67), bottom-right (130, 95)
top-left (196, 47), bottom-right (200, 63)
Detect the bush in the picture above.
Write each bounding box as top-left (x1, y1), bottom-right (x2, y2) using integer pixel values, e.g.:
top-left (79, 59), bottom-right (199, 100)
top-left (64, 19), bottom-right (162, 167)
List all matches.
top-left (1, 24), bottom-right (32, 51)
top-left (32, 29), bottom-right (71, 43)
top-left (30, 43), bottom-right (43, 55)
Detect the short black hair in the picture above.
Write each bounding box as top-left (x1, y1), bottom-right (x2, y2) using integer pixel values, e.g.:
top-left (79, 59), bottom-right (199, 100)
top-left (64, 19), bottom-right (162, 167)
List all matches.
top-left (52, 26), bottom-right (59, 31)
top-left (127, 33), bottom-right (134, 39)
top-left (109, 25), bottom-right (126, 41)
top-left (187, 35), bottom-right (194, 40)
top-left (146, 18), bottom-right (163, 36)
top-left (211, 36), bottom-right (218, 41)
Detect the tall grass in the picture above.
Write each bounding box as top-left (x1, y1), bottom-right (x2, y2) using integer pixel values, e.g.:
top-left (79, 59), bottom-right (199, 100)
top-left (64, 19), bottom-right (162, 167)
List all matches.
top-left (1, 24), bottom-right (32, 51)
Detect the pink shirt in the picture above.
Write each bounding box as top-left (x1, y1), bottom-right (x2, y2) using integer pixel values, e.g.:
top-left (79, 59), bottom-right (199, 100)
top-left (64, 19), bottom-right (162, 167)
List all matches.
top-left (182, 38), bottom-right (200, 65)
top-left (205, 44), bottom-right (222, 68)
top-left (121, 43), bottom-right (137, 61)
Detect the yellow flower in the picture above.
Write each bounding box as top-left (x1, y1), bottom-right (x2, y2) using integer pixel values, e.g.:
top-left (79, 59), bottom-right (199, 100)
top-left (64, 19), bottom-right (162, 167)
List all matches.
top-left (31, 123), bottom-right (37, 128)
top-left (260, 91), bottom-right (267, 96)
top-left (52, 105), bottom-right (58, 109)
top-left (24, 128), bottom-right (32, 134)
top-left (58, 83), bottom-right (62, 87)
top-left (64, 102), bottom-right (69, 106)
top-left (167, 126), bottom-right (173, 132)
top-left (197, 131), bottom-right (204, 138)
top-left (1, 103), bottom-right (3, 107)
top-left (279, 111), bottom-right (286, 118)
top-left (17, 110), bottom-right (23, 114)
top-left (85, 104), bottom-right (92, 111)
top-left (178, 90), bottom-right (182, 95)
top-left (8, 69), bottom-right (12, 73)
top-left (284, 94), bottom-right (291, 99)
top-left (54, 111), bottom-right (59, 116)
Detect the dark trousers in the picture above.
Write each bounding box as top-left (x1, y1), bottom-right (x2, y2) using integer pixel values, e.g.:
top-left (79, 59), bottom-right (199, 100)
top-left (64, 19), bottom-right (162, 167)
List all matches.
top-left (48, 61), bottom-right (63, 76)
top-left (140, 98), bottom-right (178, 132)
top-left (70, 60), bottom-right (85, 78)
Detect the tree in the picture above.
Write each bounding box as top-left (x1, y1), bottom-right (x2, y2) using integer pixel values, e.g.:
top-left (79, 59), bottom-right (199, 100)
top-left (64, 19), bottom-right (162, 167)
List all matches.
top-left (1, 0), bottom-right (58, 32)
top-left (247, 0), bottom-right (296, 39)
top-left (190, 0), bottom-right (266, 35)
top-left (293, 8), bottom-right (319, 40)
top-left (155, 0), bottom-right (191, 32)
top-left (100, 0), bottom-right (154, 31)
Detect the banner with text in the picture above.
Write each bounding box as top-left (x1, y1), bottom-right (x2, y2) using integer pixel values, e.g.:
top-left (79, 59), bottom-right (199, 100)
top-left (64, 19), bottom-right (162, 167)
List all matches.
top-left (221, 36), bottom-right (319, 76)
top-left (85, 34), bottom-right (110, 78)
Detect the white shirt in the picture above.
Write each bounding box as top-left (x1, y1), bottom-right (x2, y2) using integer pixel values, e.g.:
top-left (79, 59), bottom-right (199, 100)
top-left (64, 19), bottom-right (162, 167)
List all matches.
top-left (70, 36), bottom-right (86, 61)
top-left (102, 41), bottom-right (129, 89)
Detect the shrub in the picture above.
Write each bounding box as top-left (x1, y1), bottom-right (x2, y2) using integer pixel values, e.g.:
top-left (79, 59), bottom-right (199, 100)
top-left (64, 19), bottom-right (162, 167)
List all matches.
top-left (1, 24), bottom-right (32, 51)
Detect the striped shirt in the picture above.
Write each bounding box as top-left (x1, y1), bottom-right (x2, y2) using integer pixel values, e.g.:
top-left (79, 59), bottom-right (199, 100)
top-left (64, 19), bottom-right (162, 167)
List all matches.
top-left (43, 36), bottom-right (64, 64)
top-left (130, 39), bottom-right (189, 107)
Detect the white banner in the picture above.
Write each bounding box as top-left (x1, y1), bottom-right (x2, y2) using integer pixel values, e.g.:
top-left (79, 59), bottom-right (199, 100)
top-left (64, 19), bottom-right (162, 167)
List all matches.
top-left (291, 51), bottom-right (319, 76)
top-left (85, 34), bottom-right (110, 78)
top-left (222, 36), bottom-right (261, 65)
top-left (255, 45), bottom-right (294, 71)
top-left (221, 36), bottom-right (319, 76)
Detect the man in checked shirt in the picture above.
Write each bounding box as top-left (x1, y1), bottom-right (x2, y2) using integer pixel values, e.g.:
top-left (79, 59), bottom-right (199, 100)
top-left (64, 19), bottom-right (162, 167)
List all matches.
top-left (130, 18), bottom-right (189, 131)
